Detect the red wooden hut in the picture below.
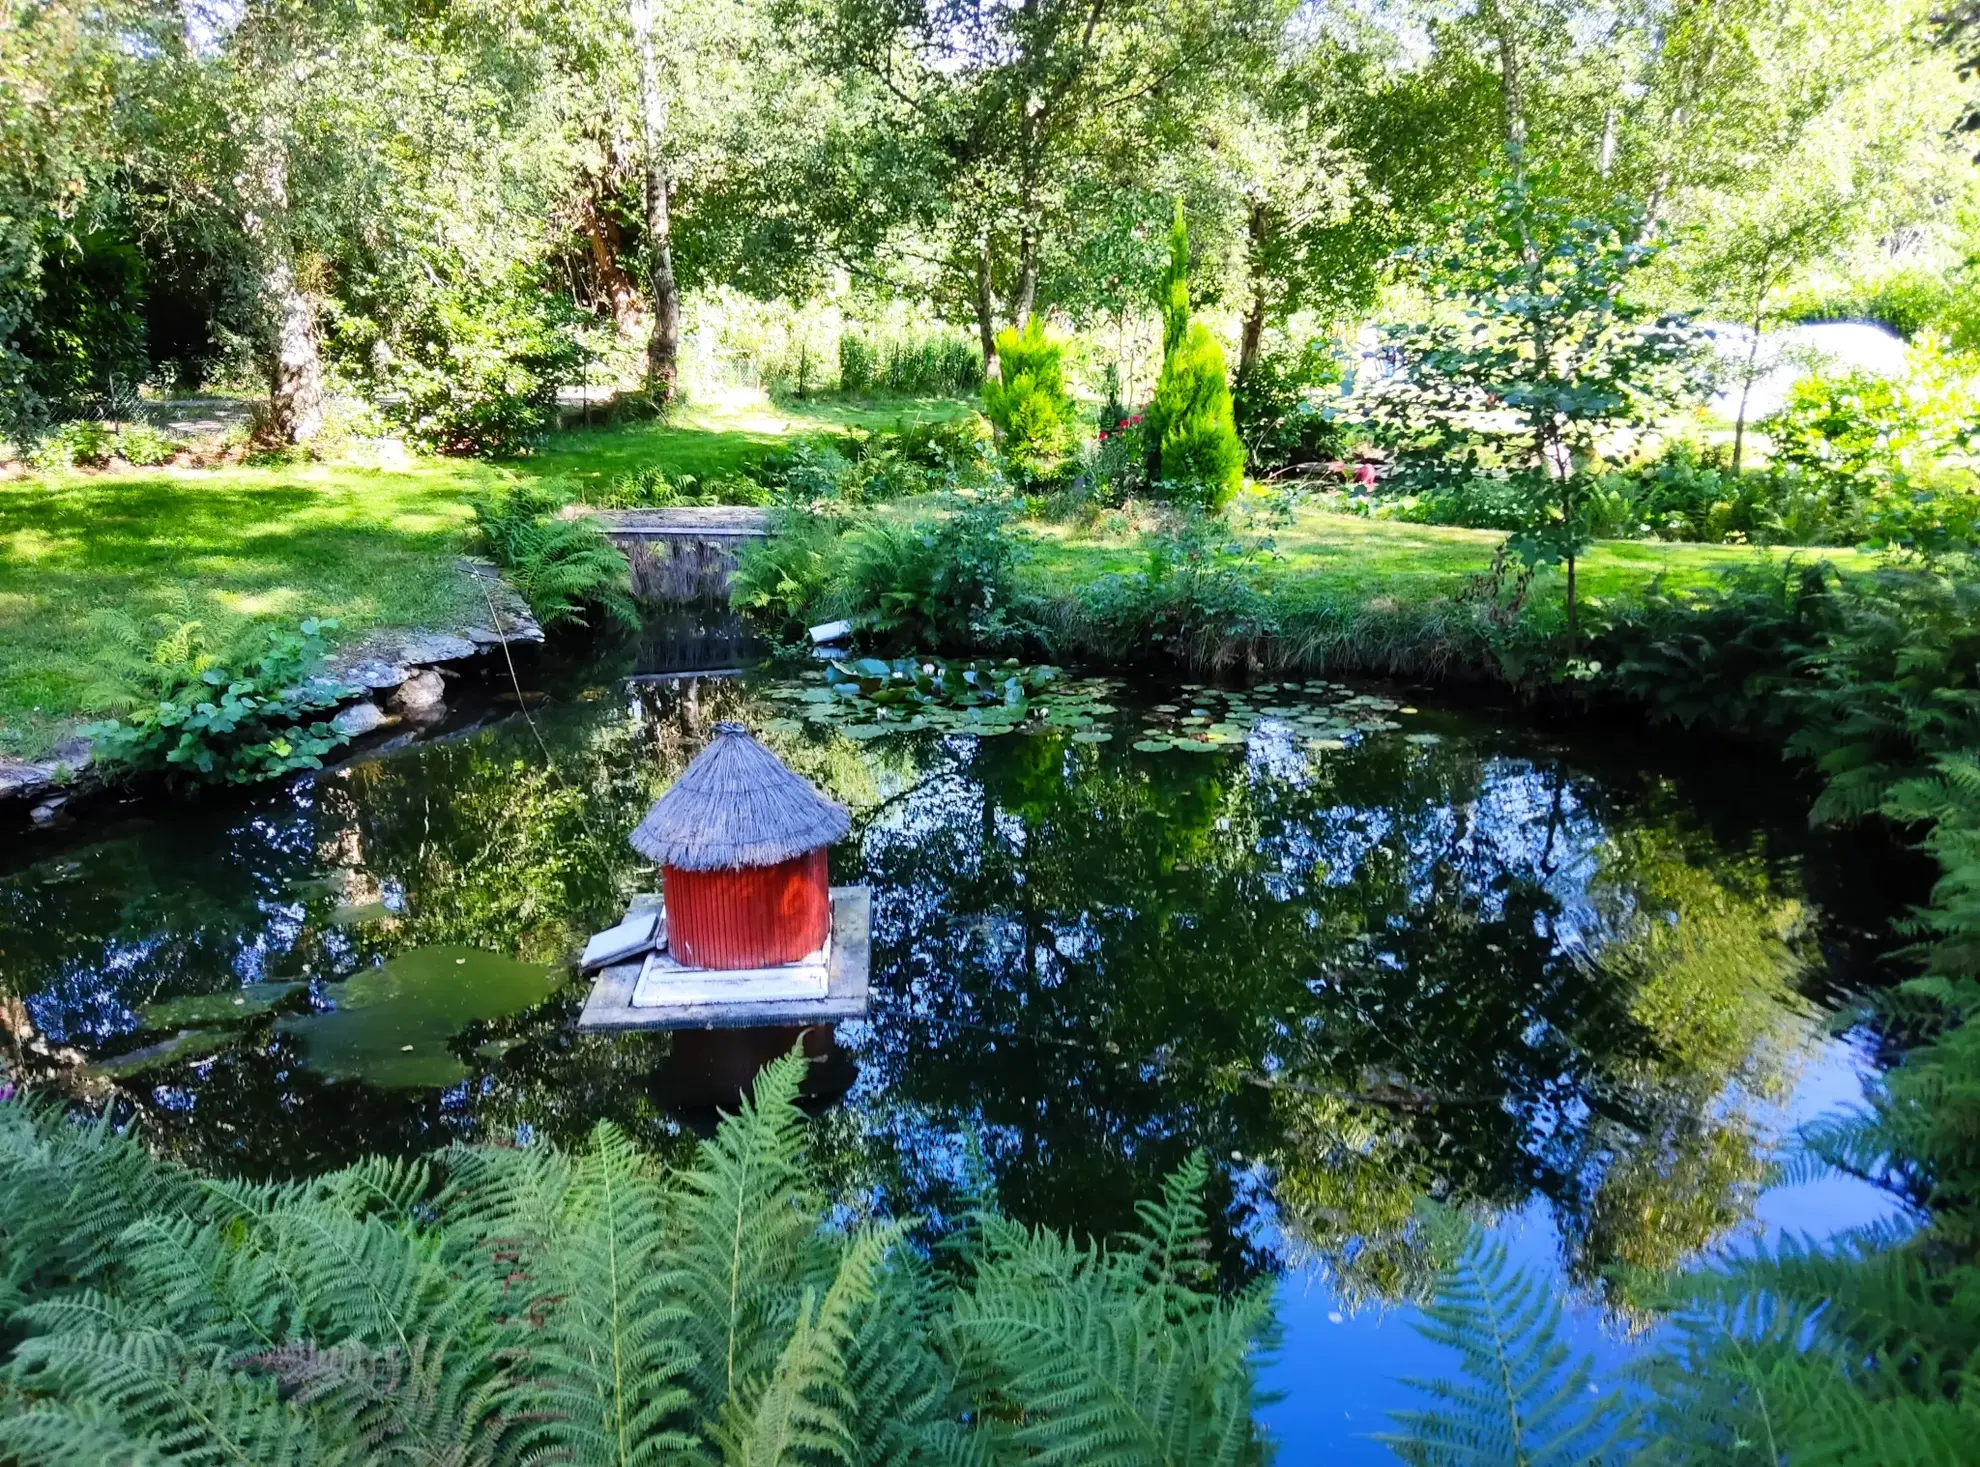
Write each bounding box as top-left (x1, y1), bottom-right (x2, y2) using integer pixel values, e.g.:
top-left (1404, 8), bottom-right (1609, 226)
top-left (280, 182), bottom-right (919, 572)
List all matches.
top-left (628, 721), bottom-right (851, 970)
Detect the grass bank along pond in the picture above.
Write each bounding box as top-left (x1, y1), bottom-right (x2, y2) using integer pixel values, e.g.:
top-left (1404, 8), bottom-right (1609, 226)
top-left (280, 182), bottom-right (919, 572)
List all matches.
top-left (0, 644), bottom-right (1911, 1456)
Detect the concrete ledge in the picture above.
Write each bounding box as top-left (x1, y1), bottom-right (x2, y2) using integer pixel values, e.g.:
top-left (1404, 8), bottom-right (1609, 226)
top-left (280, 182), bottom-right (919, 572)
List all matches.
top-left (588, 508), bottom-right (772, 539)
top-left (577, 887), bottom-right (870, 1032)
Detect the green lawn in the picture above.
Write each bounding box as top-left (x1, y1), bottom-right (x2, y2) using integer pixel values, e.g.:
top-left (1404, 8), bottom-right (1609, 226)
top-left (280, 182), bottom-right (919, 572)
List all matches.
top-left (0, 386), bottom-right (1865, 760)
top-left (515, 390), bottom-right (972, 495)
top-left (0, 458), bottom-right (498, 758)
top-left (1, 391), bottom-right (967, 759)
top-left (1026, 503), bottom-right (1875, 605)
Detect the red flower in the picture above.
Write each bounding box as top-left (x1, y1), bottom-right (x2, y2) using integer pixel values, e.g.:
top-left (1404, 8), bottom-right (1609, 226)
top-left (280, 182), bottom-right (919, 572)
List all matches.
top-left (1130, 415), bottom-right (1142, 425)
top-left (1098, 431), bottom-right (1109, 441)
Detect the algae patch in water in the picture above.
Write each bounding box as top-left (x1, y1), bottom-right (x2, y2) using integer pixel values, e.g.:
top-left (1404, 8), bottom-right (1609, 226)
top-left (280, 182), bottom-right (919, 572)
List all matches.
top-left (276, 945), bottom-right (558, 1088)
top-left (141, 982), bottom-right (308, 1029)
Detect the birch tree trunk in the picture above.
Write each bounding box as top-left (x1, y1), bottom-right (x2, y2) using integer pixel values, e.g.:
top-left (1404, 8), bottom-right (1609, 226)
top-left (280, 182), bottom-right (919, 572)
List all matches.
top-left (629, 0), bottom-right (680, 401)
top-left (246, 135), bottom-right (324, 444)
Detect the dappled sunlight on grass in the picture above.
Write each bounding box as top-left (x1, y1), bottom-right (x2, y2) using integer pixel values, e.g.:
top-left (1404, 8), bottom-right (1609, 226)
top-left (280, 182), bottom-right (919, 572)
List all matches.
top-left (0, 465), bottom-right (492, 757)
top-left (1025, 504), bottom-right (1880, 608)
top-left (0, 396), bottom-right (968, 756)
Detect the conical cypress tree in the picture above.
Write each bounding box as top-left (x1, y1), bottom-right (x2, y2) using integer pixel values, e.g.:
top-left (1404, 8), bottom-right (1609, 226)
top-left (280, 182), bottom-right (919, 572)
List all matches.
top-left (1145, 201), bottom-right (1244, 511)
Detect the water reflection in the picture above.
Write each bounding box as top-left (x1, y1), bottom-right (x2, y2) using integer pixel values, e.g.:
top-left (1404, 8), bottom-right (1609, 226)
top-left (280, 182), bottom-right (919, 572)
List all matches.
top-left (0, 668), bottom-right (1889, 1315)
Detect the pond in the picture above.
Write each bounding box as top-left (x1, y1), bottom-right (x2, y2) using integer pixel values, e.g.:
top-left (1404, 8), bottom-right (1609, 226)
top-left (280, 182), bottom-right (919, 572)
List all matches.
top-left (0, 641), bottom-right (1916, 1459)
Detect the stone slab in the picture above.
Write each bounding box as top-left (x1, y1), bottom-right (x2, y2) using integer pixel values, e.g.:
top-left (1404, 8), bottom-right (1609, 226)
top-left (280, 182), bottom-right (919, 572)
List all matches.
top-left (592, 507), bottom-right (772, 538)
top-left (577, 887), bottom-right (870, 1032)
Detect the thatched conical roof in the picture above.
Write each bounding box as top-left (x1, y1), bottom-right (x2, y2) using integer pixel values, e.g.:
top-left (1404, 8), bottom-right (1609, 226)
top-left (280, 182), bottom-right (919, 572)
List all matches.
top-left (630, 721), bottom-right (850, 871)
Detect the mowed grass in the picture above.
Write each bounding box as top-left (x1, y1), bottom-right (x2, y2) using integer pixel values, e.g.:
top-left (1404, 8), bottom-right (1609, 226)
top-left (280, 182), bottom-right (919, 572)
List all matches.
top-left (515, 389), bottom-right (973, 497)
top-left (1024, 502), bottom-right (1877, 607)
top-left (0, 459), bottom-right (499, 757)
top-left (0, 390), bottom-right (970, 758)
top-left (1, 385), bottom-right (1869, 759)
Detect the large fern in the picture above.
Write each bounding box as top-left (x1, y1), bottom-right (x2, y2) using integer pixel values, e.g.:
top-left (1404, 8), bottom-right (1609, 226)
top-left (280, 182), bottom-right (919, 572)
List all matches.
top-left (1381, 1217), bottom-right (1634, 1467)
top-left (0, 1058), bottom-right (1274, 1466)
top-left (945, 1149), bottom-right (1273, 1467)
top-left (473, 485), bottom-right (638, 632)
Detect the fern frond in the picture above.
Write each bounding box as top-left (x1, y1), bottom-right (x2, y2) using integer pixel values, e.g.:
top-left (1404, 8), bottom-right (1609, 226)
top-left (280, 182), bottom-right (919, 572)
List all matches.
top-left (1382, 1223), bottom-right (1634, 1467)
top-left (449, 1122), bottom-right (695, 1466)
top-left (666, 1051), bottom-right (821, 1420)
top-left (948, 1161), bottom-right (1272, 1467)
top-left (715, 1223), bottom-right (905, 1467)
top-left (3, 1325), bottom-right (337, 1466)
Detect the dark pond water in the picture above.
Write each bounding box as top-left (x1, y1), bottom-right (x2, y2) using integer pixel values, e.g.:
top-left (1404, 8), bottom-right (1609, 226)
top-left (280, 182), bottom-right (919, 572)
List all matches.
top-left (0, 641), bottom-right (1914, 1459)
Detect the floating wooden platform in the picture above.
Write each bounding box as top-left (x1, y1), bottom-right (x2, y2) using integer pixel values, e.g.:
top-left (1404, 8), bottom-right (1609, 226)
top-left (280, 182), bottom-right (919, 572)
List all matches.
top-left (576, 887), bottom-right (870, 1032)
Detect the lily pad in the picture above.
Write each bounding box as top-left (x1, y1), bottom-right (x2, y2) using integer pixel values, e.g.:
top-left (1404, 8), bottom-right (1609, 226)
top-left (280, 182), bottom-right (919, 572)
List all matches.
top-left (96, 1029), bottom-right (234, 1078)
top-left (142, 981), bottom-right (307, 1029)
top-left (1132, 738), bottom-right (1174, 752)
top-left (276, 945), bottom-right (558, 1088)
top-left (1071, 729), bottom-right (1113, 744)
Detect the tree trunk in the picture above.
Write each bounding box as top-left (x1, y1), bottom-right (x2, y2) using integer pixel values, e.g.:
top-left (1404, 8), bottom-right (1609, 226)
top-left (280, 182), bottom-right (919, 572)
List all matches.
top-left (1565, 552), bottom-right (1578, 656)
top-left (580, 190), bottom-right (643, 341)
top-left (1012, 225), bottom-right (1038, 328)
top-left (1484, 0), bottom-right (1528, 154)
top-left (1731, 301), bottom-right (1767, 476)
top-left (975, 234), bottom-right (999, 372)
top-left (630, 0), bottom-right (680, 402)
top-left (266, 256), bottom-right (324, 443)
top-left (1238, 201), bottom-right (1270, 383)
top-left (247, 140), bottom-right (323, 444)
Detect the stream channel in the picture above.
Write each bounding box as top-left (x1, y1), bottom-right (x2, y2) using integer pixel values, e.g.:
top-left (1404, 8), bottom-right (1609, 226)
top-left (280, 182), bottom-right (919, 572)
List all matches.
top-left (0, 626), bottom-right (1921, 1459)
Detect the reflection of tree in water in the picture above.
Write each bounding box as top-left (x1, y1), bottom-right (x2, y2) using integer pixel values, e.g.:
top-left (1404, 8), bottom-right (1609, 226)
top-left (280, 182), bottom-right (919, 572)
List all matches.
top-left (0, 677), bottom-right (1831, 1291)
top-left (843, 727), bottom-right (1821, 1308)
top-left (0, 679), bottom-right (810, 1175)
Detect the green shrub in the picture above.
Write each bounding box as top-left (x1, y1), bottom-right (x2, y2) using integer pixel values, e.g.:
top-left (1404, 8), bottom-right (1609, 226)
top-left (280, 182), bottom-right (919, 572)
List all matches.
top-left (471, 486), bottom-right (637, 631)
top-left (79, 619), bottom-right (359, 786)
top-left (588, 463), bottom-right (772, 509)
top-left (880, 332), bottom-right (983, 393)
top-left (1078, 408), bottom-right (1149, 507)
top-left (0, 1054), bottom-right (1274, 1466)
top-left (1783, 266), bottom-right (1976, 342)
top-left (1074, 514), bottom-right (1277, 660)
top-left (378, 280), bottom-right (585, 458)
top-left (839, 500), bottom-right (1032, 649)
top-left (839, 329), bottom-right (983, 396)
top-left (1233, 338), bottom-right (1348, 475)
top-left (884, 412), bottom-right (993, 469)
top-left (839, 330), bottom-right (876, 391)
top-left (112, 421), bottom-right (177, 466)
top-left (1144, 204), bottom-right (1244, 511)
top-left (25, 418), bottom-right (114, 471)
top-left (982, 318), bottom-right (1076, 474)
top-left (1764, 342), bottom-right (1980, 552)
top-left (13, 221), bottom-right (148, 422)
top-left (755, 419), bottom-right (998, 507)
top-left (730, 511), bottom-right (851, 636)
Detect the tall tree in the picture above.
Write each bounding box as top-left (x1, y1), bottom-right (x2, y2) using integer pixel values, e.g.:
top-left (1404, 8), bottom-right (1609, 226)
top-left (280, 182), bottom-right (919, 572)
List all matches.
top-left (798, 0), bottom-right (1279, 365)
top-left (628, 0), bottom-right (681, 399)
